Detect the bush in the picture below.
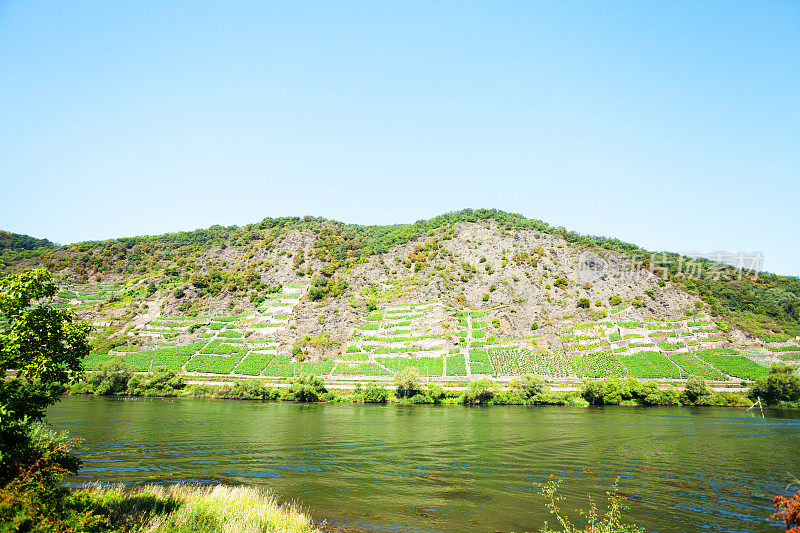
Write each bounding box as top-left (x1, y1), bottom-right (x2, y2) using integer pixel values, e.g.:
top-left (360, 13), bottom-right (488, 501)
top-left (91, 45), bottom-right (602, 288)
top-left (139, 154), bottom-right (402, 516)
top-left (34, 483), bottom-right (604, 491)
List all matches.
top-left (225, 380), bottom-right (279, 401)
top-left (308, 276), bottom-right (348, 302)
top-left (462, 377), bottom-right (497, 405)
top-left (683, 375), bottom-right (711, 404)
top-left (189, 273), bottom-right (210, 288)
top-left (393, 367), bottom-right (422, 398)
top-left (409, 393), bottom-right (433, 404)
top-left (749, 364), bottom-right (800, 405)
top-left (609, 295), bottom-right (622, 306)
top-left (427, 384), bottom-right (446, 404)
top-left (577, 298), bottom-right (591, 308)
top-left (281, 374), bottom-right (327, 402)
top-left (582, 378), bottom-right (626, 405)
top-left (492, 390), bottom-right (527, 405)
top-left (633, 380), bottom-right (661, 405)
top-left (362, 384), bottom-right (388, 404)
top-left (509, 374), bottom-right (548, 399)
top-left (86, 357), bottom-right (132, 395)
top-left (0, 427), bottom-right (86, 532)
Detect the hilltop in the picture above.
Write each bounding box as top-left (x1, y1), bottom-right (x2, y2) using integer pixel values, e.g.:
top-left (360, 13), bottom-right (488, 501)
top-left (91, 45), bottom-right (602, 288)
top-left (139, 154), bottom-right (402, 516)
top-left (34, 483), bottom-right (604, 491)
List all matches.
top-left (2, 209), bottom-right (798, 383)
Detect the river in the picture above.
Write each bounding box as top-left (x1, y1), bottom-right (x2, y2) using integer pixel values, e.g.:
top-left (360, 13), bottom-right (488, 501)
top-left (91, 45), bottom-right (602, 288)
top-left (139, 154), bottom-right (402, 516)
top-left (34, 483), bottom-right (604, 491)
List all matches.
top-left (47, 397), bottom-right (798, 532)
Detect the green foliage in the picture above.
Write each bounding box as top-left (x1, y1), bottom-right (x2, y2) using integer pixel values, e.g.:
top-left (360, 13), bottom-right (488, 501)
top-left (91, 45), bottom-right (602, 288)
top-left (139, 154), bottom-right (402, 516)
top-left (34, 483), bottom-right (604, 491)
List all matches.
top-left (538, 476), bottom-right (643, 533)
top-left (462, 377), bottom-right (497, 404)
top-left (393, 366), bottom-right (422, 398)
top-left (749, 364), bottom-right (800, 405)
top-left (282, 374), bottom-right (327, 402)
top-left (697, 349), bottom-right (770, 380)
top-left (582, 378), bottom-right (684, 406)
top-left (70, 360), bottom-right (186, 398)
top-left (469, 349), bottom-right (494, 374)
top-left (509, 373), bottom-right (548, 398)
top-left (577, 298), bottom-right (591, 308)
top-left (582, 378), bottom-right (626, 405)
top-left (0, 269), bottom-right (91, 484)
top-left (683, 375), bottom-right (711, 404)
top-left (361, 384), bottom-right (389, 403)
top-left (234, 352), bottom-right (275, 376)
top-left (445, 354), bottom-right (467, 375)
top-left (308, 276), bottom-right (348, 301)
top-left (0, 231), bottom-right (56, 272)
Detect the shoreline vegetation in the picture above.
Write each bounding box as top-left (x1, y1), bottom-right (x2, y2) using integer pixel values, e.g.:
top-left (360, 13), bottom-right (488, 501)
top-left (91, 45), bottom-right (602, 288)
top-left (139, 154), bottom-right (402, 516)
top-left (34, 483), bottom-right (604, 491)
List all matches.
top-left (65, 358), bottom-right (800, 409)
top-left (39, 483), bottom-right (320, 533)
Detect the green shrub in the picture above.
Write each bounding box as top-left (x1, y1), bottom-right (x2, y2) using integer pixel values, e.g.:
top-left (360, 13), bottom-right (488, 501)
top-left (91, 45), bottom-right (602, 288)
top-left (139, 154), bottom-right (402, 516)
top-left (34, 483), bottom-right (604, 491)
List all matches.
top-left (361, 384), bottom-right (389, 403)
top-left (582, 378), bottom-right (626, 405)
top-left (749, 364), bottom-right (800, 405)
top-left (462, 377), bottom-right (497, 404)
top-left (281, 374), bottom-right (327, 402)
top-left (509, 373), bottom-right (548, 398)
top-left (393, 367), bottom-right (422, 398)
top-left (409, 393), bottom-right (433, 404)
top-left (683, 375), bottom-right (711, 404)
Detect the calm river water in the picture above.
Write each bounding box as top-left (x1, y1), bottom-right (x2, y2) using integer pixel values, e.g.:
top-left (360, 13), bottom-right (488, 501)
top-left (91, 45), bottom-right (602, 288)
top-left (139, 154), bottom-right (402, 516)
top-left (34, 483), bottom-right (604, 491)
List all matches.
top-left (47, 397), bottom-right (798, 532)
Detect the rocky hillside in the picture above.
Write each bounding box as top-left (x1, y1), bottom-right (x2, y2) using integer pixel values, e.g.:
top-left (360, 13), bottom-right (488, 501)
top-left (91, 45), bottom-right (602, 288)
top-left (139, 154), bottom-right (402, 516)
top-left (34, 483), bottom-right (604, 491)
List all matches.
top-left (4, 210), bottom-right (799, 381)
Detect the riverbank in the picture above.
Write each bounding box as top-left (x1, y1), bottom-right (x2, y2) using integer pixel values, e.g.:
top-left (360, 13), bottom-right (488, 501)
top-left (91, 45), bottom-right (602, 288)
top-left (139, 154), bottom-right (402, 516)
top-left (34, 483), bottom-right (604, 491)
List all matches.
top-left (67, 372), bottom-right (759, 408)
top-left (71, 484), bottom-right (320, 532)
top-left (66, 360), bottom-right (800, 408)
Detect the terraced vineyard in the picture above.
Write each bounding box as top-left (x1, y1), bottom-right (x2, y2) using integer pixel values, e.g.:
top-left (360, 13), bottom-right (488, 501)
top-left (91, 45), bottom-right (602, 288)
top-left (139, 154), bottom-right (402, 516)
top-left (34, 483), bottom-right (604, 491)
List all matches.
top-left (82, 287), bottom-right (788, 381)
top-left (87, 285), bottom-right (308, 376)
top-left (333, 301), bottom-right (449, 377)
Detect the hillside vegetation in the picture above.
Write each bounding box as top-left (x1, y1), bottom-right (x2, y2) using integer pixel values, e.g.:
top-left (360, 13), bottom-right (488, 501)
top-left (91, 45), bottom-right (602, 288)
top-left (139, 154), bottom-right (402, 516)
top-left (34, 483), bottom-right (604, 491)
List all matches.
top-left (2, 210), bottom-right (798, 382)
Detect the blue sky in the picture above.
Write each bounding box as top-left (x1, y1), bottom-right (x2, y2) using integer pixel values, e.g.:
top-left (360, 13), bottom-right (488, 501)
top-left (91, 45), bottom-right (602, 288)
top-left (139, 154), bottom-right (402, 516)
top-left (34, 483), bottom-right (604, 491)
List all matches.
top-left (1, 1), bottom-right (798, 275)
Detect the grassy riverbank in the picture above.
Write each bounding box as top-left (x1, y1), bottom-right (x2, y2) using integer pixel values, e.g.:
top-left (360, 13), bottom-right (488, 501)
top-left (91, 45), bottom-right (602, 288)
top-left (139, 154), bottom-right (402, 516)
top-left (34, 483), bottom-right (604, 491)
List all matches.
top-left (0, 422), bottom-right (319, 533)
top-left (69, 484), bottom-right (319, 533)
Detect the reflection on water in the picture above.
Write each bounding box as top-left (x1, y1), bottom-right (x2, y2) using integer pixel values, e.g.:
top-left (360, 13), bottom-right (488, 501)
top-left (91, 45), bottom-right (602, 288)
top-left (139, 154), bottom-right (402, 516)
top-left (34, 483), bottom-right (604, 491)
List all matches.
top-left (47, 398), bottom-right (797, 532)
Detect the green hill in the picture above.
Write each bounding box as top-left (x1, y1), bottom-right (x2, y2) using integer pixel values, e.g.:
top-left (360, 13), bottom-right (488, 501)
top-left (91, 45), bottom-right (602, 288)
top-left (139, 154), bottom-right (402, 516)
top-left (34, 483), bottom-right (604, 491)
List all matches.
top-left (2, 209), bottom-right (798, 381)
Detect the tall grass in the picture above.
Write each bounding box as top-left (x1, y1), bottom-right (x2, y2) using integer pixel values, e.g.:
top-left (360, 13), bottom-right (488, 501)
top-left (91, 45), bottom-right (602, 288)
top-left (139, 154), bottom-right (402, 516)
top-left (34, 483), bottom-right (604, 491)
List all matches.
top-left (77, 484), bottom-right (319, 533)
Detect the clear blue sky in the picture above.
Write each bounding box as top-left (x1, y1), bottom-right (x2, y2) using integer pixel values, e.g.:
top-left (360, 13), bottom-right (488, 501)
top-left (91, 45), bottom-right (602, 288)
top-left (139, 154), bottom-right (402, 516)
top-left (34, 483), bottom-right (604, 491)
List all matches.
top-left (1, 1), bottom-right (798, 275)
